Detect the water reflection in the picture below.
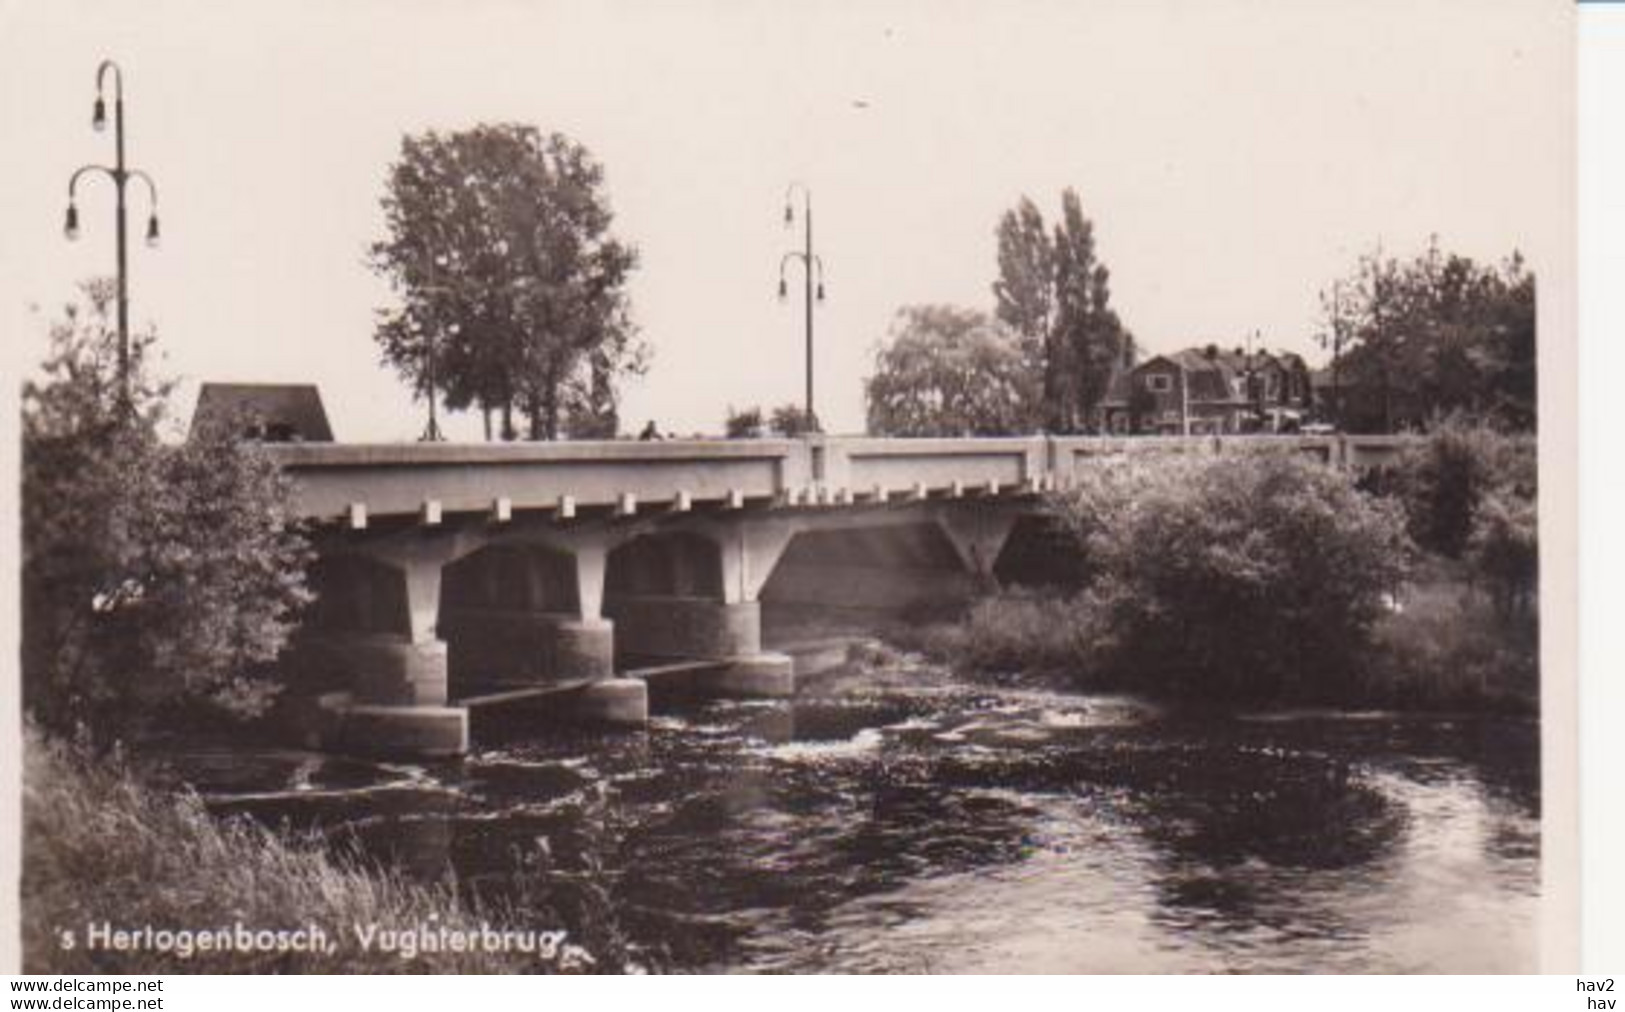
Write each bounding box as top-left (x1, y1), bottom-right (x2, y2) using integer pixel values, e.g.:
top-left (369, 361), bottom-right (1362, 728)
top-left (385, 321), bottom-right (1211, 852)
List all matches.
top-left (188, 653), bottom-right (1539, 973)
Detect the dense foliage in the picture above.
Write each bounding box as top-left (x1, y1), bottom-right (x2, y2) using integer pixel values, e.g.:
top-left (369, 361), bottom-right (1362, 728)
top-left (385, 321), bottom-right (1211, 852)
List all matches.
top-left (1389, 420), bottom-right (1538, 616)
top-left (1045, 453), bottom-right (1413, 699)
top-left (370, 124), bottom-right (646, 440)
top-left (865, 305), bottom-right (1039, 436)
top-left (1321, 239), bottom-right (1535, 433)
top-left (21, 282), bottom-right (312, 740)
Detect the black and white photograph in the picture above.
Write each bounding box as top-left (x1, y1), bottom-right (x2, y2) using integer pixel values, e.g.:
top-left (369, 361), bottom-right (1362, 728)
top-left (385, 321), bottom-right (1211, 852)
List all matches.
top-left (0, 0), bottom-right (1578, 976)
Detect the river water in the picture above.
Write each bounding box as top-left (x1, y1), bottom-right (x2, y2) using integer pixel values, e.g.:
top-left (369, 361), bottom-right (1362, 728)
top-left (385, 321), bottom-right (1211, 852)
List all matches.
top-left (181, 648), bottom-right (1540, 973)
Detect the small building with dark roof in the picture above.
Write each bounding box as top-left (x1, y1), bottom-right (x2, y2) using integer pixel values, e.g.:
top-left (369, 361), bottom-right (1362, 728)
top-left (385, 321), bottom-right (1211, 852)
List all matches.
top-left (190, 383), bottom-right (334, 442)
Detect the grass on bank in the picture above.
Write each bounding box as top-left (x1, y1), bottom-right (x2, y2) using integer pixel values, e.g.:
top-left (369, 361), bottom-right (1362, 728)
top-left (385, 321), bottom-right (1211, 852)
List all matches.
top-left (21, 728), bottom-right (603, 974)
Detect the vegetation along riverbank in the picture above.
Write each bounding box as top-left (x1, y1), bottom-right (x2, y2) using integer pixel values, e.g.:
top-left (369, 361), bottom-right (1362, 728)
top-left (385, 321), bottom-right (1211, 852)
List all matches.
top-left (890, 422), bottom-right (1538, 713)
top-left (20, 728), bottom-right (640, 973)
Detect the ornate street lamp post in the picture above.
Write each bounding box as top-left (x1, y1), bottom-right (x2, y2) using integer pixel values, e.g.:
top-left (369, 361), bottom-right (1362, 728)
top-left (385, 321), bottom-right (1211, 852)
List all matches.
top-left (63, 60), bottom-right (162, 409)
top-left (777, 182), bottom-right (825, 433)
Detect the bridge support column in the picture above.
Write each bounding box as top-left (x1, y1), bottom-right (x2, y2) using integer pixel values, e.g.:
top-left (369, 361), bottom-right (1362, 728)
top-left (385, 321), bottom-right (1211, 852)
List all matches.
top-left (711, 519), bottom-right (798, 697)
top-left (564, 533), bottom-right (619, 681)
top-left (936, 506), bottom-right (1020, 590)
top-left (295, 532), bottom-right (476, 757)
top-left (609, 520), bottom-right (799, 698)
top-left (565, 533), bottom-right (646, 724)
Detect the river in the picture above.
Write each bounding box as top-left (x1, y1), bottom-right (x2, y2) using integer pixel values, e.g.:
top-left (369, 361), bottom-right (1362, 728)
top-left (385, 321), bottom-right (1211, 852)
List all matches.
top-left (179, 647), bottom-right (1540, 973)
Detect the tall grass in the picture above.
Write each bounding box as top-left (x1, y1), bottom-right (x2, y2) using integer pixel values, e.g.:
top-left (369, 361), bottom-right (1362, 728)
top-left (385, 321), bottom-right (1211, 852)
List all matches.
top-left (21, 729), bottom-right (606, 973)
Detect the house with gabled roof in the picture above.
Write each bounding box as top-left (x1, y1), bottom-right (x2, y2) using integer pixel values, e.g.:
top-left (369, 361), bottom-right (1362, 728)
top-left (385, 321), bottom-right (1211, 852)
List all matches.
top-left (1097, 344), bottom-right (1312, 435)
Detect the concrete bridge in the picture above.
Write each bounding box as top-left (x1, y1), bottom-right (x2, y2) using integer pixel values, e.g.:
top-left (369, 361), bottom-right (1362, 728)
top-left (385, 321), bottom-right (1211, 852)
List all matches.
top-left (266, 433), bottom-right (1409, 757)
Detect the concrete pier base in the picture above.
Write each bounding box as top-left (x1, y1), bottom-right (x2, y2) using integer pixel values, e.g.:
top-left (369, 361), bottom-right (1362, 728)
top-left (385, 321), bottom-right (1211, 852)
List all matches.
top-left (708, 652), bottom-right (796, 698)
top-left (333, 702), bottom-right (470, 757)
top-left (554, 618), bottom-right (616, 681)
top-left (294, 633), bottom-right (450, 706)
top-left (572, 677), bottom-right (650, 726)
top-left (610, 598), bottom-right (762, 661)
top-left (443, 612), bottom-right (615, 693)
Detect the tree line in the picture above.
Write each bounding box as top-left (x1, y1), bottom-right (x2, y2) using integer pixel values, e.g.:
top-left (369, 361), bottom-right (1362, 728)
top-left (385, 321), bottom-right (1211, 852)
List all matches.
top-left (866, 201), bottom-right (1536, 437)
top-left (867, 189), bottom-right (1135, 438)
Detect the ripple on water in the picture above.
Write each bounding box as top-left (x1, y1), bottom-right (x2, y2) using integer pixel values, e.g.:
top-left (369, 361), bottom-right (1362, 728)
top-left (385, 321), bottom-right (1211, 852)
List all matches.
top-left (191, 673), bottom-right (1539, 974)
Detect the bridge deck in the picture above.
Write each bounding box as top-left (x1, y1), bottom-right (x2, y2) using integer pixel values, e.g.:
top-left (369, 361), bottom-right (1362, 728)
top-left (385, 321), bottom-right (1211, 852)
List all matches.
top-left (264, 434), bottom-right (1411, 526)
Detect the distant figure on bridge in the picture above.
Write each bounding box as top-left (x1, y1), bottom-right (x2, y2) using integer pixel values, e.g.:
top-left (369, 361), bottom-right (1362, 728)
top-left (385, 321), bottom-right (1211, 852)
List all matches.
top-left (638, 421), bottom-right (664, 441)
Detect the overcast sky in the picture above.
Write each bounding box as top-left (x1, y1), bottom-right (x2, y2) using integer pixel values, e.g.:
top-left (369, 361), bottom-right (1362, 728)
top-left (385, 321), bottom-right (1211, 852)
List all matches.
top-left (0, 0), bottom-right (1571, 440)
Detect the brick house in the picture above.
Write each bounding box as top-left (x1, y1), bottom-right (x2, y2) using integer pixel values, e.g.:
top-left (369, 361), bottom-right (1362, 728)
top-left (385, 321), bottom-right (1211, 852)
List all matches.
top-left (1098, 345), bottom-right (1313, 435)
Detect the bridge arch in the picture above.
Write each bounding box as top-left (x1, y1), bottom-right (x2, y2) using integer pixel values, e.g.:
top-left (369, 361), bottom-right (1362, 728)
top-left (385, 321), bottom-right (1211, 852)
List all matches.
top-left (606, 530), bottom-right (725, 601)
top-left (759, 521), bottom-right (978, 612)
top-left (440, 541), bottom-right (580, 617)
top-left (437, 541), bottom-right (593, 697)
top-left (307, 553), bottom-right (411, 636)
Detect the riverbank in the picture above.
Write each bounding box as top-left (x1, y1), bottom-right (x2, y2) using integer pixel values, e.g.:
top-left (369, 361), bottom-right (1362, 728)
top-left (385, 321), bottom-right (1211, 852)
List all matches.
top-left (20, 728), bottom-right (616, 974)
top-left (876, 569), bottom-right (1537, 714)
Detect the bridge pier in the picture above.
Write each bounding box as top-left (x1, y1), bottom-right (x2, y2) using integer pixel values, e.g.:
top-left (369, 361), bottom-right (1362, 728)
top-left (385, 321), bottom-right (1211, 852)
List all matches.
top-left (605, 521), bottom-right (796, 697)
top-left (292, 532), bottom-right (475, 757)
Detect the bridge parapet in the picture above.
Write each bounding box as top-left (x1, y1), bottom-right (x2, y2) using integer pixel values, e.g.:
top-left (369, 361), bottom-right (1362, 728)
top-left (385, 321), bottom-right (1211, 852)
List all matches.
top-left (267, 433), bottom-right (1416, 525)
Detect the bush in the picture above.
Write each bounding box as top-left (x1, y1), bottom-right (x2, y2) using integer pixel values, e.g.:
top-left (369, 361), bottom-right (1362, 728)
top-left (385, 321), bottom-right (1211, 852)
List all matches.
top-left (1467, 482), bottom-right (1539, 619)
top-left (1361, 589), bottom-right (1538, 711)
top-left (770, 403), bottom-right (819, 436)
top-left (1048, 453), bottom-right (1413, 700)
top-left (22, 282), bottom-right (312, 741)
top-left (894, 589), bottom-right (1109, 678)
top-left (1392, 418), bottom-right (1535, 559)
top-left (21, 729), bottom-right (608, 973)
top-left (723, 405), bottom-right (764, 438)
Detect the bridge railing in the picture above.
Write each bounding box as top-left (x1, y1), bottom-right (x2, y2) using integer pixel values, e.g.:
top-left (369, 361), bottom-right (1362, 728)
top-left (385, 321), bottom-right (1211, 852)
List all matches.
top-left (264, 434), bottom-right (1416, 525)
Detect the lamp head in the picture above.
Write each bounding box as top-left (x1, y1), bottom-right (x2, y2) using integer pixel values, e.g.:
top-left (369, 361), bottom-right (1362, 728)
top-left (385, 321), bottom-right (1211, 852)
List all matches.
top-left (145, 214), bottom-right (160, 249)
top-left (783, 204), bottom-right (793, 226)
top-left (816, 281), bottom-right (826, 302)
top-left (777, 278), bottom-right (788, 300)
top-left (92, 96), bottom-right (106, 132)
top-left (63, 204), bottom-right (80, 241)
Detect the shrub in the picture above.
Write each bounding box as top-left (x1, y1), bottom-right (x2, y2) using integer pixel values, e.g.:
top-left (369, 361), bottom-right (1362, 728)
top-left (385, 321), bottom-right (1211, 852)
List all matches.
top-left (1466, 481), bottom-right (1539, 620)
top-left (723, 405), bottom-right (764, 438)
top-left (1049, 453), bottom-right (1413, 700)
top-left (1392, 418), bottom-right (1535, 559)
top-left (21, 728), bottom-right (606, 973)
top-left (1360, 589), bottom-right (1538, 711)
top-left (22, 282), bottom-right (312, 741)
top-left (895, 589), bottom-right (1110, 678)
top-left (770, 403), bottom-right (819, 436)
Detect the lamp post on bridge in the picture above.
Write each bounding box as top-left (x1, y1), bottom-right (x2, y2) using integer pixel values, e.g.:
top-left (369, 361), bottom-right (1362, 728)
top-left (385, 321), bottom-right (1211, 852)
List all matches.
top-left (63, 59), bottom-right (162, 412)
top-left (413, 261), bottom-right (456, 443)
top-left (777, 182), bottom-right (826, 434)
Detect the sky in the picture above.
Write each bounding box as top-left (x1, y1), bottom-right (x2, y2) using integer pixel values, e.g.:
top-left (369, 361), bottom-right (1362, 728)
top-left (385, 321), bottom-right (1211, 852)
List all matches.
top-left (0, 0), bottom-right (1572, 441)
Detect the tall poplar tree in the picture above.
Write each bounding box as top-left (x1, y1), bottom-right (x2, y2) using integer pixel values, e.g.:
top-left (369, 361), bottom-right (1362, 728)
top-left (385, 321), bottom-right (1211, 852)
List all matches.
top-left (993, 189), bottom-right (1132, 432)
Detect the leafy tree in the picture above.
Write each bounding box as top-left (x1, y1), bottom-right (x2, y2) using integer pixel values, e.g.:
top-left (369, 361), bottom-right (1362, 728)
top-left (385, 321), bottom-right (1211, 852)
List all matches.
top-left (1321, 239), bottom-right (1535, 433)
top-left (865, 305), bottom-right (1040, 436)
top-left (994, 190), bottom-right (1133, 432)
top-left (370, 124), bottom-right (646, 440)
top-left (21, 280), bottom-right (312, 741)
